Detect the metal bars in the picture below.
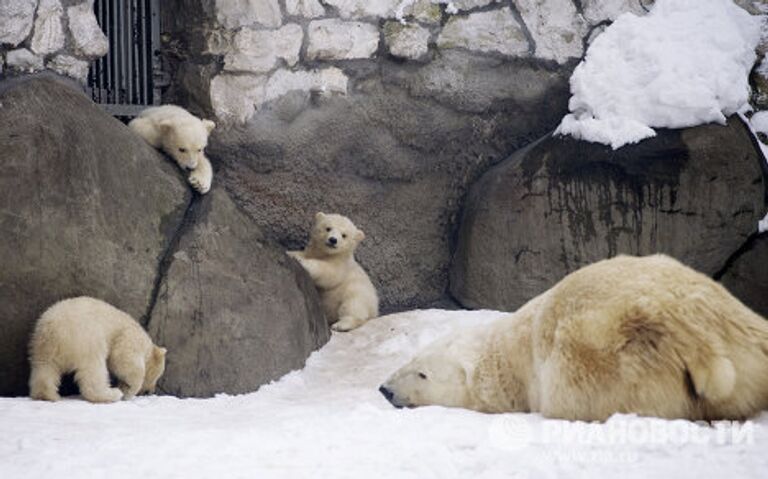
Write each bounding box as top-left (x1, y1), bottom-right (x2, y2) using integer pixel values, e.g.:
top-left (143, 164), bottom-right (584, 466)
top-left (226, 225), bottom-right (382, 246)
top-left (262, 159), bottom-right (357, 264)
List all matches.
top-left (86, 0), bottom-right (161, 116)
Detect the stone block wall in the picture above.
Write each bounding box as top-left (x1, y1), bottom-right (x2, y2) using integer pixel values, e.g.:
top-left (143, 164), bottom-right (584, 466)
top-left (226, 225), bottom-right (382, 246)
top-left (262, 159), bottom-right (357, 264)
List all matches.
top-left (165, 0), bottom-right (652, 125)
top-left (0, 0), bottom-right (108, 82)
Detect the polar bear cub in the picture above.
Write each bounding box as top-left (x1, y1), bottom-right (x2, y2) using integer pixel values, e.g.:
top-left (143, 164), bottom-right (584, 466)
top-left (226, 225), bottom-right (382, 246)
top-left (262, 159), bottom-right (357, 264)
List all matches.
top-left (129, 105), bottom-right (215, 194)
top-left (289, 213), bottom-right (379, 332)
top-left (380, 255), bottom-right (768, 421)
top-left (29, 297), bottom-right (167, 403)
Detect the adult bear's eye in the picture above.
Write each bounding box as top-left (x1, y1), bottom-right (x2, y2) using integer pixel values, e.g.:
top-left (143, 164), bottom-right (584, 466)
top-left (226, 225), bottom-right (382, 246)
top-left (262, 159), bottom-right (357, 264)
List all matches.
top-left (326, 227), bottom-right (331, 232)
top-left (342, 234), bottom-right (347, 239)
top-left (418, 372), bottom-right (427, 380)
top-left (179, 148), bottom-right (187, 153)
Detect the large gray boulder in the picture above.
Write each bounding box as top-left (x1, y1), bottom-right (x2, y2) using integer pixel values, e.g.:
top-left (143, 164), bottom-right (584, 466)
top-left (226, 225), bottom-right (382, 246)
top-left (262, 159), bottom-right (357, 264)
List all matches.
top-left (720, 235), bottom-right (768, 319)
top-left (209, 54), bottom-right (572, 312)
top-left (147, 187), bottom-right (328, 398)
top-left (0, 74), bottom-right (329, 397)
top-left (451, 118), bottom-right (766, 311)
top-left (0, 74), bottom-right (190, 396)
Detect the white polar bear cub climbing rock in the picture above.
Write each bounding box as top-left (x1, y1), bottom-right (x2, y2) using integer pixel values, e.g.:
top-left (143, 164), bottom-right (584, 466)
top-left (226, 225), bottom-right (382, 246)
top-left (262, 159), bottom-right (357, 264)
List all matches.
top-left (289, 212), bottom-right (379, 332)
top-left (380, 255), bottom-right (768, 421)
top-left (129, 105), bottom-right (215, 194)
top-left (29, 297), bottom-right (167, 403)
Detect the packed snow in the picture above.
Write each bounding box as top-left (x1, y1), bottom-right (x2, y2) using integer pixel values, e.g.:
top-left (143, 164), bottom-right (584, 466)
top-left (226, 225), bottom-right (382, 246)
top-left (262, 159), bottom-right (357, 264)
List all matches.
top-left (2, 309), bottom-right (767, 479)
top-left (556, 0), bottom-right (763, 149)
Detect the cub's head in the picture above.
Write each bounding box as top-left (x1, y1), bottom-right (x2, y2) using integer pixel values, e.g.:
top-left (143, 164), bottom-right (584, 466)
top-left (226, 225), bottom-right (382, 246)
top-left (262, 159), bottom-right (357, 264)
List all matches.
top-left (159, 117), bottom-right (215, 170)
top-left (310, 212), bottom-right (365, 257)
top-left (379, 334), bottom-right (480, 410)
top-left (142, 345), bottom-right (167, 395)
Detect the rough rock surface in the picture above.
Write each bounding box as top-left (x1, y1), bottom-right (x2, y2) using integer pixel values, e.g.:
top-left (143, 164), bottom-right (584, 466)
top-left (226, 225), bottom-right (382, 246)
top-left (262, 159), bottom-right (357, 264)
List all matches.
top-left (515, 0), bottom-right (586, 64)
top-left (210, 73), bottom-right (269, 125)
top-left (306, 19), bottom-right (380, 60)
top-left (398, 0), bottom-right (441, 24)
top-left (437, 8), bottom-right (529, 57)
top-left (66, 2), bottom-right (109, 58)
top-left (0, 75), bottom-right (190, 396)
top-left (29, 0), bottom-right (64, 55)
top-left (581, 0), bottom-right (649, 24)
top-left (285, 0), bottom-right (325, 18)
top-left (47, 54), bottom-right (89, 81)
top-left (451, 118), bottom-right (766, 311)
top-left (0, 75), bottom-right (329, 397)
top-left (214, 0), bottom-right (282, 29)
top-left (5, 47), bottom-right (43, 71)
top-left (147, 188), bottom-right (329, 398)
top-left (210, 67), bottom-right (348, 124)
top-left (324, 0), bottom-right (399, 19)
top-left (719, 236), bottom-right (768, 319)
top-left (384, 22), bottom-right (430, 60)
top-left (0, 0), bottom-right (36, 46)
top-left (224, 24), bottom-right (303, 73)
top-left (208, 54), bottom-right (572, 312)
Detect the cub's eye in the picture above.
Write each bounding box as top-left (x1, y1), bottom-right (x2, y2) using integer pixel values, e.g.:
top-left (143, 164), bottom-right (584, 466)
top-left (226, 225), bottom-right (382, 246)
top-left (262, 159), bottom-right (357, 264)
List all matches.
top-left (342, 234), bottom-right (347, 239)
top-left (326, 227), bottom-right (331, 232)
top-left (418, 372), bottom-right (428, 380)
top-left (178, 148), bottom-right (187, 153)
top-left (197, 148), bottom-right (203, 152)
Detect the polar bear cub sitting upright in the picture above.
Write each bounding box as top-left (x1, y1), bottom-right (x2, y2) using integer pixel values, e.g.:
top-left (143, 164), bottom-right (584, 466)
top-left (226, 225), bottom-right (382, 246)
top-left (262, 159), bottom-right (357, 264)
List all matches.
top-left (29, 297), bottom-right (167, 403)
top-left (129, 105), bottom-right (215, 194)
top-left (289, 213), bottom-right (379, 332)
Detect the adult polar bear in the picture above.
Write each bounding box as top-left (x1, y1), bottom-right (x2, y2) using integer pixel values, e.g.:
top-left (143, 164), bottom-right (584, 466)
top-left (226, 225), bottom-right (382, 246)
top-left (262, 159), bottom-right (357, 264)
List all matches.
top-left (381, 255), bottom-right (768, 421)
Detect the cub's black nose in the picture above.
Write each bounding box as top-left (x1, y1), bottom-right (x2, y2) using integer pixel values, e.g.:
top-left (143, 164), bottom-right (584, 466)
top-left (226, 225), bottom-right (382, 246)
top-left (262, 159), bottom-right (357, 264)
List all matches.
top-left (379, 385), bottom-right (394, 402)
top-left (329, 237), bottom-right (338, 245)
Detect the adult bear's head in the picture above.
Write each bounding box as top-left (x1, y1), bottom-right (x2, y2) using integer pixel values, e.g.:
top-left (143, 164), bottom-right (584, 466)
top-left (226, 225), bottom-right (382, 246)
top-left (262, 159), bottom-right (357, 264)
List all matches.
top-left (379, 332), bottom-right (485, 410)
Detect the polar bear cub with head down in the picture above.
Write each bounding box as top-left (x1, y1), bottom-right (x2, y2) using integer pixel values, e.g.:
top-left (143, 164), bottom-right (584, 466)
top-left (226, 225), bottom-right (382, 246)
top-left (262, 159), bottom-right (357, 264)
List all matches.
top-left (381, 255), bottom-right (768, 421)
top-left (289, 213), bottom-right (379, 332)
top-left (129, 105), bottom-right (215, 194)
top-left (29, 297), bottom-right (167, 403)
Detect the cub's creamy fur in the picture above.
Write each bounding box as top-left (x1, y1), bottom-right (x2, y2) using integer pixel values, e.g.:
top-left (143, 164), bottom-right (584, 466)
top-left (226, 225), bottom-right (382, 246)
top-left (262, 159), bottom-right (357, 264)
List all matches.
top-left (129, 105), bottom-right (215, 194)
top-left (289, 212), bottom-right (379, 332)
top-left (381, 255), bottom-right (768, 420)
top-left (29, 297), bottom-right (166, 403)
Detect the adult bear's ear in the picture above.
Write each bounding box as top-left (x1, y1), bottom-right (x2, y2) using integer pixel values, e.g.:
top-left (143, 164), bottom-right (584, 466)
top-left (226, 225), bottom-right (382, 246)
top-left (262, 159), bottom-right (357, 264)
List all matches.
top-left (154, 346), bottom-right (167, 357)
top-left (202, 119), bottom-right (216, 133)
top-left (356, 230), bottom-right (365, 241)
top-left (315, 212), bottom-right (326, 222)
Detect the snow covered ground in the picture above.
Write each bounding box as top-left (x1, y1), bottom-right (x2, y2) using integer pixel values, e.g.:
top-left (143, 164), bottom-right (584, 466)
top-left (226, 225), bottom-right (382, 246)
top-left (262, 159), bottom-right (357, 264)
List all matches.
top-left (1, 309), bottom-right (767, 479)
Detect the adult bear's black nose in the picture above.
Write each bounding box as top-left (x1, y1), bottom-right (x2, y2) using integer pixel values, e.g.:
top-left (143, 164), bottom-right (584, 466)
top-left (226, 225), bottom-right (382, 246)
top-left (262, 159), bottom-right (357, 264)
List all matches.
top-left (379, 385), bottom-right (394, 402)
top-left (329, 237), bottom-right (338, 245)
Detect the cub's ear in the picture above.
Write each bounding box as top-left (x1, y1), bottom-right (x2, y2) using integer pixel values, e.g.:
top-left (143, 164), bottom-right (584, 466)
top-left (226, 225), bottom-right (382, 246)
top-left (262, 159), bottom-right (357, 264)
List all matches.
top-left (356, 230), bottom-right (365, 241)
top-left (158, 119), bottom-right (175, 132)
top-left (154, 346), bottom-right (167, 357)
top-left (315, 212), bottom-right (326, 222)
top-left (202, 119), bottom-right (216, 133)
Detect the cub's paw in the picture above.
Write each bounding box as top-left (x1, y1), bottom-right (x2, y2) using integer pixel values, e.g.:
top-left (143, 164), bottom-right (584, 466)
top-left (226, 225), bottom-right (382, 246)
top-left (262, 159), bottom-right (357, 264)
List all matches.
top-left (286, 251), bottom-right (302, 260)
top-left (118, 384), bottom-right (138, 401)
top-left (188, 170), bottom-right (212, 194)
top-left (89, 387), bottom-right (124, 403)
top-left (332, 317), bottom-right (365, 332)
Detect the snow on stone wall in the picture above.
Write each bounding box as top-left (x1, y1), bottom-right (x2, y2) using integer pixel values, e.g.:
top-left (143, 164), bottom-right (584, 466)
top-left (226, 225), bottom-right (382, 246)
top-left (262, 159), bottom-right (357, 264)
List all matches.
top-left (0, 0), bottom-right (108, 83)
top-left (195, 0), bottom-right (649, 124)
